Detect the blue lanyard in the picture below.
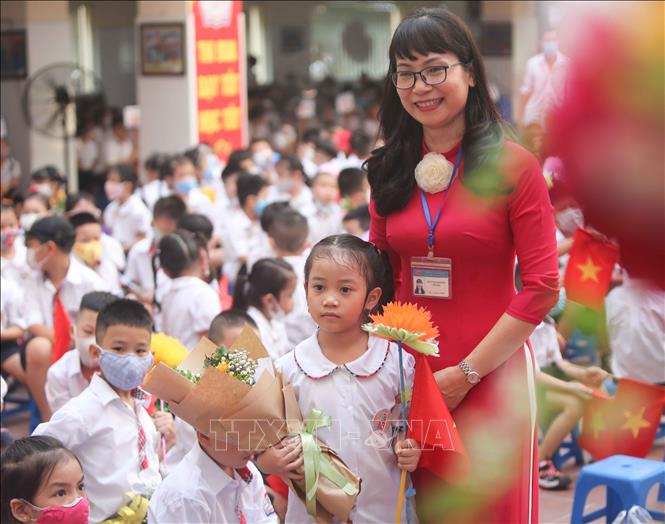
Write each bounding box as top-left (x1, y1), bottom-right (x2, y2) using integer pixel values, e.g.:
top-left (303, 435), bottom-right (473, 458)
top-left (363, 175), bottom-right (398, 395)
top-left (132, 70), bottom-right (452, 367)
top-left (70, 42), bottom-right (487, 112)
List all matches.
top-left (419, 146), bottom-right (463, 254)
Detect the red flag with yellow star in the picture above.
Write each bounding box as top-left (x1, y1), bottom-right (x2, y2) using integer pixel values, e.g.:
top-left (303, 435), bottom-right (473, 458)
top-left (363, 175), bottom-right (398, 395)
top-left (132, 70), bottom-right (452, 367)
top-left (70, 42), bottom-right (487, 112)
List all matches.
top-left (564, 228), bottom-right (620, 309)
top-left (579, 378), bottom-right (665, 459)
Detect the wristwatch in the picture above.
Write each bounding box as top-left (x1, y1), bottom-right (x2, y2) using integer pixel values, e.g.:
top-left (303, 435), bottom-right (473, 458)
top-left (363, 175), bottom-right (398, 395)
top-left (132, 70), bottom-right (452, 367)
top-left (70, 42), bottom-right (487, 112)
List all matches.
top-left (458, 359), bottom-right (481, 385)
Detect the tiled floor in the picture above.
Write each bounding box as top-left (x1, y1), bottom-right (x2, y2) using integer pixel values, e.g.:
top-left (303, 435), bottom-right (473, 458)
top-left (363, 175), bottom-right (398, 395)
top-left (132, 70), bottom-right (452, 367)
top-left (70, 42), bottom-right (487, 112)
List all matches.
top-left (539, 441), bottom-right (665, 523)
top-left (3, 394), bottom-right (664, 524)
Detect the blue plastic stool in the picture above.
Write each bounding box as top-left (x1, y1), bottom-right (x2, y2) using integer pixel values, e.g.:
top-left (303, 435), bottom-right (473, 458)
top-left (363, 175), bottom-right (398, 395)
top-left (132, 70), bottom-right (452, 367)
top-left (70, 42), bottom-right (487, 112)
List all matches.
top-left (553, 425), bottom-right (585, 471)
top-left (2, 380), bottom-right (41, 433)
top-left (570, 455), bottom-right (665, 523)
top-left (564, 330), bottom-right (599, 366)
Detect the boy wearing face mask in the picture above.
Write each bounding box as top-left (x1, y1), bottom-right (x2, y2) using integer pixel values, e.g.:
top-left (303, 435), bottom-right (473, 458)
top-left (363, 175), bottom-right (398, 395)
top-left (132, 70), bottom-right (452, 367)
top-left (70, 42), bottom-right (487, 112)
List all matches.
top-left (124, 196), bottom-right (186, 316)
top-left (69, 212), bottom-right (122, 294)
top-left (19, 193), bottom-right (50, 232)
top-left (170, 155), bottom-right (215, 223)
top-left (44, 291), bottom-right (118, 412)
top-left (272, 155), bottom-right (315, 215)
top-left (221, 173), bottom-right (270, 285)
top-left (306, 172), bottom-right (344, 245)
top-left (33, 299), bottom-right (171, 523)
top-left (103, 164), bottom-right (152, 252)
top-left (23, 217), bottom-right (109, 421)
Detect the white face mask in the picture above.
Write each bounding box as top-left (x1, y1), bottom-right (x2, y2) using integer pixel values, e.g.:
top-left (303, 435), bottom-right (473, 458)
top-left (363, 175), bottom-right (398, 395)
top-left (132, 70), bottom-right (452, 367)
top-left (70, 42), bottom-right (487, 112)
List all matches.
top-left (20, 212), bottom-right (42, 232)
top-left (26, 246), bottom-right (47, 271)
top-left (76, 332), bottom-right (97, 368)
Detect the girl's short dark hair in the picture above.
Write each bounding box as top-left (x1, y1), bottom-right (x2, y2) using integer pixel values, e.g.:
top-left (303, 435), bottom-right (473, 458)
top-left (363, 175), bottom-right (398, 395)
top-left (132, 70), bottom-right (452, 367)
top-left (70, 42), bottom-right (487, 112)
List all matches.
top-left (158, 228), bottom-right (205, 278)
top-left (1, 436), bottom-right (81, 524)
top-left (366, 7), bottom-right (505, 216)
top-left (232, 258), bottom-right (296, 311)
top-left (304, 234), bottom-right (394, 312)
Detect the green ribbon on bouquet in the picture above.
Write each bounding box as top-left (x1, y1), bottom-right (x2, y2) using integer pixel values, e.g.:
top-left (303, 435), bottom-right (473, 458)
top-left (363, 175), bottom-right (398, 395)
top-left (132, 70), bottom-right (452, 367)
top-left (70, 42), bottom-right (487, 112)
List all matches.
top-left (300, 409), bottom-right (359, 517)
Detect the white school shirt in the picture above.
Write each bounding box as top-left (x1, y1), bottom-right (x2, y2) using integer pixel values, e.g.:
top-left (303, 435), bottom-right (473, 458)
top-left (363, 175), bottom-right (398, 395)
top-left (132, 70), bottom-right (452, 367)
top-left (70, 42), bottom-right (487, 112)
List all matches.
top-left (140, 179), bottom-right (171, 211)
top-left (281, 253), bottom-right (317, 347)
top-left (45, 348), bottom-right (89, 412)
top-left (148, 443), bottom-right (277, 524)
top-left (606, 277), bottom-right (665, 384)
top-left (247, 306), bottom-right (290, 360)
top-left (221, 208), bottom-right (264, 284)
top-left (33, 374), bottom-right (162, 523)
top-left (0, 238), bottom-right (28, 283)
top-left (160, 276), bottom-right (221, 351)
top-left (1, 275), bottom-right (26, 330)
top-left (306, 202), bottom-right (344, 245)
top-left (162, 416), bottom-right (198, 476)
top-left (276, 334), bottom-right (416, 523)
top-left (23, 256), bottom-right (108, 328)
top-left (103, 193), bottom-right (152, 247)
top-left (102, 233), bottom-right (126, 272)
top-left (186, 187), bottom-right (216, 224)
top-left (124, 236), bottom-right (170, 296)
top-left (73, 253), bottom-right (122, 294)
top-left (530, 320), bottom-right (563, 370)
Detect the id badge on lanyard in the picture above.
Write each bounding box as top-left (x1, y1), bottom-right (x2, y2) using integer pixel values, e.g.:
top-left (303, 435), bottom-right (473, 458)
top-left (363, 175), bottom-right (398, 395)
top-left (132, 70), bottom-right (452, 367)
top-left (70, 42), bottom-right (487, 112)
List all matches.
top-left (410, 146), bottom-right (462, 300)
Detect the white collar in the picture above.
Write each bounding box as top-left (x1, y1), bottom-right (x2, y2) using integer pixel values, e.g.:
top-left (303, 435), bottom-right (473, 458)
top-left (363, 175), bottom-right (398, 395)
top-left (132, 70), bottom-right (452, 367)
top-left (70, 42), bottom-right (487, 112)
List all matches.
top-left (88, 373), bottom-right (125, 407)
top-left (42, 256), bottom-right (85, 293)
top-left (293, 333), bottom-right (391, 379)
top-left (190, 442), bottom-right (254, 495)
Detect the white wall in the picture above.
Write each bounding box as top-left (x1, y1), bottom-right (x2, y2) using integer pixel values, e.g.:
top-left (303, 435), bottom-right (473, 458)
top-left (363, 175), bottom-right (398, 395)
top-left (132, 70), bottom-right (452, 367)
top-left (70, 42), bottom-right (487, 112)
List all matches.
top-left (1, 1), bottom-right (31, 187)
top-left (25, 1), bottom-right (76, 186)
top-left (135, 1), bottom-right (198, 164)
top-left (90, 0), bottom-right (137, 108)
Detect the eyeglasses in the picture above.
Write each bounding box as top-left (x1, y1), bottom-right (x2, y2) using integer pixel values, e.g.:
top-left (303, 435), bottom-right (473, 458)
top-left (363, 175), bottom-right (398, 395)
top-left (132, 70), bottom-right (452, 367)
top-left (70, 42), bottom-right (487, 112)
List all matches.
top-left (391, 62), bottom-right (468, 90)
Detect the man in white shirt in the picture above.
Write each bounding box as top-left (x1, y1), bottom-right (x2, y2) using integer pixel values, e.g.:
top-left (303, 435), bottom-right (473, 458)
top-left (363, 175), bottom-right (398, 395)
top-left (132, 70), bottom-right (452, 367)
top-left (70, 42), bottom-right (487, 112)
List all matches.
top-left (517, 30), bottom-right (570, 156)
top-left (23, 217), bottom-right (109, 421)
top-left (103, 165), bottom-right (152, 251)
top-left (606, 275), bottom-right (665, 384)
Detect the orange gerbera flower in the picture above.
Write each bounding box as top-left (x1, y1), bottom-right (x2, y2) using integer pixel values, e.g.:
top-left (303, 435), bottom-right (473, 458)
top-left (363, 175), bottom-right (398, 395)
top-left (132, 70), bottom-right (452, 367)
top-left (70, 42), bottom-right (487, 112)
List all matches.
top-left (370, 302), bottom-right (439, 340)
top-left (364, 302), bottom-right (440, 356)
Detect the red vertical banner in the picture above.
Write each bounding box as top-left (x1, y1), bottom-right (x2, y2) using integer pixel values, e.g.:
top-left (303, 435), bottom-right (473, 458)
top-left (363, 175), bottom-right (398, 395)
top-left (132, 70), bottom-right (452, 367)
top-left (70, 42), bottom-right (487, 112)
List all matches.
top-left (193, 0), bottom-right (247, 162)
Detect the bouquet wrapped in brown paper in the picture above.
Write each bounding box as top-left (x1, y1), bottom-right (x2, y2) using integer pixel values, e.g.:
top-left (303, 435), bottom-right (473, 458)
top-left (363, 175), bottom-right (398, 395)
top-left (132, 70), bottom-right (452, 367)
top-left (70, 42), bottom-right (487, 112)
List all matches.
top-left (143, 326), bottom-right (286, 450)
top-left (282, 384), bottom-right (361, 523)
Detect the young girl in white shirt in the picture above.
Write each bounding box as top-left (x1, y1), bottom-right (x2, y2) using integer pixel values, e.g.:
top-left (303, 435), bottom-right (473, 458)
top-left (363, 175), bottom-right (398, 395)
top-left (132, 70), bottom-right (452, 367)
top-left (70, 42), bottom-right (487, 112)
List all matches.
top-left (232, 258), bottom-right (296, 360)
top-left (258, 234), bottom-right (421, 523)
top-left (158, 229), bottom-right (221, 350)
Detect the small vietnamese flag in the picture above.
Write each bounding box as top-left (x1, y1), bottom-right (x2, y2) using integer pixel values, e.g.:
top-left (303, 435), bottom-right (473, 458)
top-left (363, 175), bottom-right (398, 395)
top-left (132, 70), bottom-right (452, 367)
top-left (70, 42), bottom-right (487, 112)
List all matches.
top-left (564, 228), bottom-right (620, 309)
top-left (579, 378), bottom-right (665, 459)
top-left (407, 354), bottom-right (468, 481)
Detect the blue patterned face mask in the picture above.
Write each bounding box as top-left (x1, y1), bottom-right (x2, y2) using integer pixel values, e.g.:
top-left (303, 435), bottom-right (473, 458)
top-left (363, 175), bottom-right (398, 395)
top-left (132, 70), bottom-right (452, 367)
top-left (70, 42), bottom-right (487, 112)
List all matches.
top-left (174, 178), bottom-right (198, 196)
top-left (97, 345), bottom-right (154, 391)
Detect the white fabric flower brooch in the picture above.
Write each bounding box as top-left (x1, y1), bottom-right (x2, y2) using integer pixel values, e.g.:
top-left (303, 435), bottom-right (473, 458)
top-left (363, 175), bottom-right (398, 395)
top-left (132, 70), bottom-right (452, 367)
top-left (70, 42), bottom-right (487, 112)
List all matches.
top-left (414, 153), bottom-right (455, 193)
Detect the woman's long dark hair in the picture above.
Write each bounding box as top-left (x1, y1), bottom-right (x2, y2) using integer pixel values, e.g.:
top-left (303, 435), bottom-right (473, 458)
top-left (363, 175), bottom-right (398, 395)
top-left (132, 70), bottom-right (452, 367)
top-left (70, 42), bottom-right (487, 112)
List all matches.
top-left (366, 8), bottom-right (504, 216)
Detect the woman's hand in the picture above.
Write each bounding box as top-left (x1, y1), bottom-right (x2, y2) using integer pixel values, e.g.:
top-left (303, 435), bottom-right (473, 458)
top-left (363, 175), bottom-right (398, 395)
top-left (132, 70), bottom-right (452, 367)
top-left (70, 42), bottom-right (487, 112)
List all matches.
top-left (433, 366), bottom-right (474, 410)
top-left (394, 438), bottom-right (421, 472)
top-left (255, 437), bottom-right (304, 480)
